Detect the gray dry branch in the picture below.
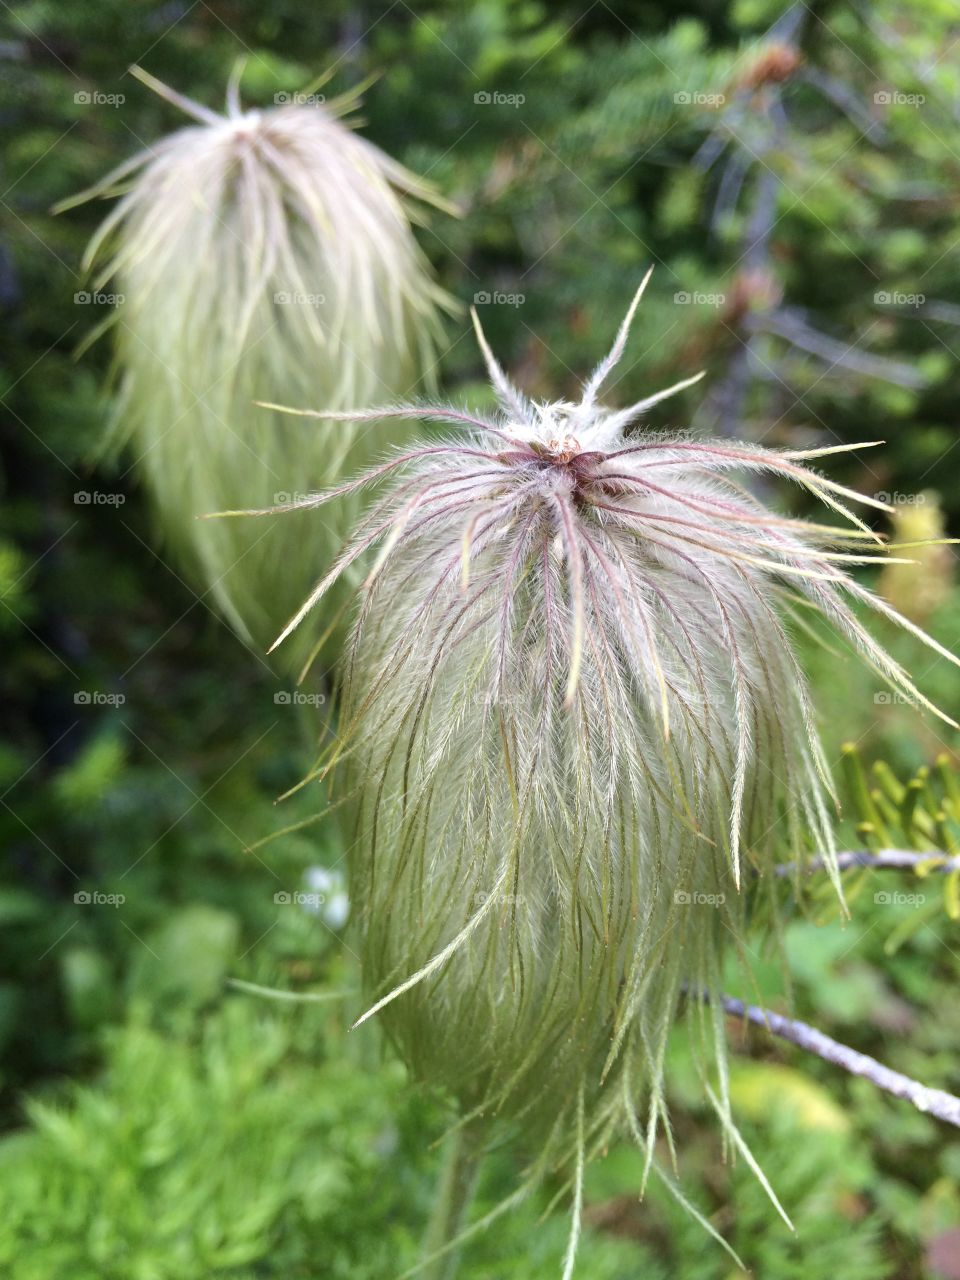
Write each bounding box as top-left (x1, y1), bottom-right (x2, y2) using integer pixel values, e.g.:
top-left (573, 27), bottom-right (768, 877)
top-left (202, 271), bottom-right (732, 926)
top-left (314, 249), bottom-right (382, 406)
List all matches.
top-left (775, 848), bottom-right (960, 875)
top-left (698, 989), bottom-right (960, 1129)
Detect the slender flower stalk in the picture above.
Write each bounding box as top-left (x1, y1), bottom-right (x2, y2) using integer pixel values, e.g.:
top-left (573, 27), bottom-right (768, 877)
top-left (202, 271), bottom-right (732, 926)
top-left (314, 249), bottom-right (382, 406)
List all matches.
top-left (61, 65), bottom-right (454, 664)
top-left (259, 273), bottom-right (957, 1269)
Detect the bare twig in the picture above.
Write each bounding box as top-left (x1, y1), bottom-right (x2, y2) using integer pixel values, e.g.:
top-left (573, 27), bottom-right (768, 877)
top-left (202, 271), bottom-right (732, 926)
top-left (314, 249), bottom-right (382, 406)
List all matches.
top-left (919, 301), bottom-right (960, 326)
top-left (753, 308), bottom-right (928, 388)
top-left (690, 989), bottom-right (960, 1128)
top-left (775, 848), bottom-right (960, 877)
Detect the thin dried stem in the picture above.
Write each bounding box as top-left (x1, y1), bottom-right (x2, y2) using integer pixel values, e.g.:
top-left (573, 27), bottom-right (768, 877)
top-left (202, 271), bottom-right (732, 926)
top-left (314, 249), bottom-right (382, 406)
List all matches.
top-left (775, 848), bottom-right (960, 876)
top-left (694, 988), bottom-right (960, 1129)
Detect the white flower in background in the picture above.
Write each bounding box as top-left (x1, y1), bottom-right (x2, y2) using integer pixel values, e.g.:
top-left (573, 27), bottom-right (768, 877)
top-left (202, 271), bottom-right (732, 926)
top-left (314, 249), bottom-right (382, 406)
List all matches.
top-left (304, 865), bottom-right (350, 930)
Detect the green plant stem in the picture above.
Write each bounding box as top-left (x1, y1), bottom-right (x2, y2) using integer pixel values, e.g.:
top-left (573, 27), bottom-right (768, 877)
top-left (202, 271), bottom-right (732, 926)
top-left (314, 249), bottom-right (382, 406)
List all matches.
top-left (421, 1126), bottom-right (482, 1280)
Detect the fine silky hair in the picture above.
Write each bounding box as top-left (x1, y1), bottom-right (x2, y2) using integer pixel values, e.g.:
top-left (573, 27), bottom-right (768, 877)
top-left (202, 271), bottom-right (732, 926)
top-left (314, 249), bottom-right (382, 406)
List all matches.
top-left (65, 67), bottom-right (452, 663)
top-left (265, 274), bottom-right (955, 1269)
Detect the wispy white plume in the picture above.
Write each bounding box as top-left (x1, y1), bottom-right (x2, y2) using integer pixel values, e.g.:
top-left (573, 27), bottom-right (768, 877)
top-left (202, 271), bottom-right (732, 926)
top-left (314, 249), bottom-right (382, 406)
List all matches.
top-left (64, 65), bottom-right (454, 663)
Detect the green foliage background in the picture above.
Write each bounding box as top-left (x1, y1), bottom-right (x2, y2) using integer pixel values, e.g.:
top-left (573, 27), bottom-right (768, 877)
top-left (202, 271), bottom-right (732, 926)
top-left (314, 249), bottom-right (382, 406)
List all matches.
top-left (1, 0), bottom-right (959, 1276)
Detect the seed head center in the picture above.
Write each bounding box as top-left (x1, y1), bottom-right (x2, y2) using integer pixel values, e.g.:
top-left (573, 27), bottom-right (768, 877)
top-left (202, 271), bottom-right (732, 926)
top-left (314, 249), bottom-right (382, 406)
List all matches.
top-left (545, 434), bottom-right (581, 464)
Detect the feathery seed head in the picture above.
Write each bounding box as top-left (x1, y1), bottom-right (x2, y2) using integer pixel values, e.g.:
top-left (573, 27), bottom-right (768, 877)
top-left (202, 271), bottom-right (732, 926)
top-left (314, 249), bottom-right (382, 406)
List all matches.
top-left (274, 276), bottom-right (956, 1253)
top-left (65, 66), bottom-right (454, 664)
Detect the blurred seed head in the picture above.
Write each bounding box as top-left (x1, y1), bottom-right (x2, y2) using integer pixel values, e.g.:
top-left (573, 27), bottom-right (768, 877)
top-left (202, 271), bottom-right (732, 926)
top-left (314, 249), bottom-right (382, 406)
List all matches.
top-left (880, 491), bottom-right (952, 625)
top-left (66, 67), bottom-right (454, 665)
